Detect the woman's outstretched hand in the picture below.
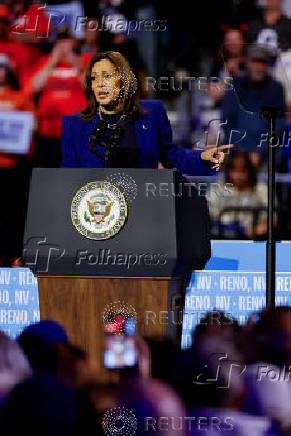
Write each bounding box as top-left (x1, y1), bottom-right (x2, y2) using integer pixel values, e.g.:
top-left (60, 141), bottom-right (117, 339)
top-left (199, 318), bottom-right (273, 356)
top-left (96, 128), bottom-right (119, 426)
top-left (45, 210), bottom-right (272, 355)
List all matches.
top-left (201, 144), bottom-right (234, 171)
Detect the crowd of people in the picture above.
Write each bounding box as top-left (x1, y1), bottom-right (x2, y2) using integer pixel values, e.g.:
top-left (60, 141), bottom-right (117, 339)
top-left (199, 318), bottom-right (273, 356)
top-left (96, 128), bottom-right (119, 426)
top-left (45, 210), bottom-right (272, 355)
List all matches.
top-left (0, 0), bottom-right (291, 250)
top-left (0, 2), bottom-right (291, 434)
top-left (186, 0), bottom-right (291, 240)
top-left (0, 307), bottom-right (291, 435)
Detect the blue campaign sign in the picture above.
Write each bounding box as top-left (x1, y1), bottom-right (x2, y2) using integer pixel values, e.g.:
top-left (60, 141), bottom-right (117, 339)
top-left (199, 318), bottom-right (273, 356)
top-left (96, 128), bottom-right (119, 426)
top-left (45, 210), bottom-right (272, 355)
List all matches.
top-left (182, 241), bottom-right (291, 349)
top-left (0, 111), bottom-right (34, 154)
top-left (0, 268), bottom-right (40, 338)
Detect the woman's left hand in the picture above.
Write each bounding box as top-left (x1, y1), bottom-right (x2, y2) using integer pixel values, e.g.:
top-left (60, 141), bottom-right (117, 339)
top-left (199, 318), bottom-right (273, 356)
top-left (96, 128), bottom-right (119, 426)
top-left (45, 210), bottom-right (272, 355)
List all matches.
top-left (201, 144), bottom-right (233, 171)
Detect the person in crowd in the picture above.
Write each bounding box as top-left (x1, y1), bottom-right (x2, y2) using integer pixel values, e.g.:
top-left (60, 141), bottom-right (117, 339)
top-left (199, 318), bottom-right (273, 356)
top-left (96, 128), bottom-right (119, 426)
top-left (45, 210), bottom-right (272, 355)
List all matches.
top-left (61, 50), bottom-right (232, 172)
top-left (78, 17), bottom-right (113, 74)
top-left (221, 43), bottom-right (286, 166)
top-left (88, 381), bottom-right (118, 434)
top-left (240, 306), bottom-right (291, 430)
top-left (79, 16), bottom-right (111, 56)
top-left (247, 0), bottom-right (291, 53)
top-left (54, 343), bottom-right (99, 389)
top-left (171, 311), bottom-right (241, 408)
top-left (208, 151), bottom-right (270, 239)
top-left (144, 336), bottom-right (180, 385)
top-left (0, 4), bottom-right (41, 90)
top-left (25, 25), bottom-right (86, 167)
top-left (249, 305), bottom-right (291, 368)
top-left (208, 26), bottom-right (246, 106)
top-left (116, 377), bottom-right (186, 436)
top-left (8, 0), bottom-right (52, 44)
top-left (0, 53), bottom-right (36, 167)
top-left (0, 52), bottom-right (36, 265)
top-left (274, 45), bottom-right (291, 105)
top-left (0, 332), bottom-right (31, 403)
top-left (169, 310), bottom-right (275, 436)
top-left (1, 308), bottom-right (291, 435)
top-left (186, 336), bottom-right (274, 436)
top-left (17, 320), bottom-right (68, 374)
top-left (274, 49), bottom-right (291, 172)
top-left (192, 310), bottom-right (241, 349)
top-left (0, 373), bottom-right (97, 436)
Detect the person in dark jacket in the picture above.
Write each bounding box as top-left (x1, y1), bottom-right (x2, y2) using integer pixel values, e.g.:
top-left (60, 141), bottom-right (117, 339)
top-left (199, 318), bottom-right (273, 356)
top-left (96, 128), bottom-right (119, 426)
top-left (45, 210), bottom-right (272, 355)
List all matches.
top-left (61, 51), bottom-right (232, 173)
top-left (247, 0), bottom-right (291, 52)
top-left (221, 44), bottom-right (286, 166)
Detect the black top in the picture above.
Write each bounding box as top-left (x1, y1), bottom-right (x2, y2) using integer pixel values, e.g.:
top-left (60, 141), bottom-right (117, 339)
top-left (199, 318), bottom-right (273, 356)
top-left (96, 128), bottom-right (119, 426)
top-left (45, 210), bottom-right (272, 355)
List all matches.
top-left (99, 112), bottom-right (140, 168)
top-left (247, 14), bottom-right (291, 52)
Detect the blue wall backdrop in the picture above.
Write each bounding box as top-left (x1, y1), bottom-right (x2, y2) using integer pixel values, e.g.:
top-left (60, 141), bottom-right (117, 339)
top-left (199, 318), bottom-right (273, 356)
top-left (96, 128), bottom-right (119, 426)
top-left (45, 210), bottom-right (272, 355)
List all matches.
top-left (0, 268), bottom-right (40, 338)
top-left (1, 242), bottom-right (291, 345)
top-left (181, 241), bottom-right (291, 349)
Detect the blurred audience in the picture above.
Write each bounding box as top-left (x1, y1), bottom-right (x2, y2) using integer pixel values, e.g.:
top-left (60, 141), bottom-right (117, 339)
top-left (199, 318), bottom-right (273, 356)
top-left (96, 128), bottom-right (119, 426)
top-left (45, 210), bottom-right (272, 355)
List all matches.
top-left (1, 308), bottom-right (291, 435)
top-left (25, 25), bottom-right (86, 167)
top-left (0, 4), bottom-right (41, 89)
top-left (0, 53), bottom-right (36, 167)
top-left (221, 43), bottom-right (286, 166)
top-left (18, 319), bottom-right (68, 374)
top-left (78, 16), bottom-right (113, 71)
top-left (0, 331), bottom-right (31, 402)
top-left (0, 373), bottom-right (97, 436)
top-left (0, 52), bottom-right (36, 265)
top-left (0, 0), bottom-right (290, 433)
top-left (247, 0), bottom-right (291, 53)
top-left (208, 26), bottom-right (246, 106)
top-left (8, 0), bottom-right (52, 44)
top-left (241, 306), bottom-right (291, 430)
top-left (208, 151), bottom-right (269, 239)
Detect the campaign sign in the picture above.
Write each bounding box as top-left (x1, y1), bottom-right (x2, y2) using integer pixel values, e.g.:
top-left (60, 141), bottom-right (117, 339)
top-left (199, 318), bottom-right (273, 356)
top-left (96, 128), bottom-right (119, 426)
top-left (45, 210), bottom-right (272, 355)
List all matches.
top-left (47, 1), bottom-right (85, 40)
top-left (182, 241), bottom-right (291, 349)
top-left (0, 268), bottom-right (39, 338)
top-left (0, 111), bottom-right (34, 154)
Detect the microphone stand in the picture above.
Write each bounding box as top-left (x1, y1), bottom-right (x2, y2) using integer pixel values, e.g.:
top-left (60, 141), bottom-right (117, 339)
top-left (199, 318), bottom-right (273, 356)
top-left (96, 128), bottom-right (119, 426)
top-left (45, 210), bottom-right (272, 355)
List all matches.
top-left (259, 107), bottom-right (284, 307)
top-left (104, 147), bottom-right (110, 168)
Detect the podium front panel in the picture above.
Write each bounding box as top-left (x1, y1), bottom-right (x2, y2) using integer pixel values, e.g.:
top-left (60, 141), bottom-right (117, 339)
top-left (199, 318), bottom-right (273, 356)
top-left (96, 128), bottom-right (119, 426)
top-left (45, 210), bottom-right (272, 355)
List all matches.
top-left (24, 169), bottom-right (181, 277)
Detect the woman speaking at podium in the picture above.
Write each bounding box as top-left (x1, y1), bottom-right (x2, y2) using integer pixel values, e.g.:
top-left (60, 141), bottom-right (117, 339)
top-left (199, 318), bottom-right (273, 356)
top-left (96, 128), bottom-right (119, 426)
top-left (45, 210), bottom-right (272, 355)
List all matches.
top-left (61, 51), bottom-right (231, 172)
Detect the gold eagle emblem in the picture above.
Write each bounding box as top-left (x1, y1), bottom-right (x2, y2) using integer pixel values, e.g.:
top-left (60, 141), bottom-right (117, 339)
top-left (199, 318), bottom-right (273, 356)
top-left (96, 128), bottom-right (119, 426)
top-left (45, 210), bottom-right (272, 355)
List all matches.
top-left (86, 200), bottom-right (113, 224)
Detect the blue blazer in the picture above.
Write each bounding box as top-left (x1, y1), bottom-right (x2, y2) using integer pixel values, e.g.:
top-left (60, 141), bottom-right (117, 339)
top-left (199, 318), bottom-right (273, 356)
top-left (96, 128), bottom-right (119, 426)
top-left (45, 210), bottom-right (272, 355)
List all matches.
top-left (61, 99), bottom-right (210, 175)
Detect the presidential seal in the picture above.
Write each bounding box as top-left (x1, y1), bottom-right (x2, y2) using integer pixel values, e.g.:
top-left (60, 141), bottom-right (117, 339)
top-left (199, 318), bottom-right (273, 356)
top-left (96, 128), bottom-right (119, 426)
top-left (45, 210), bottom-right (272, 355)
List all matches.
top-left (71, 181), bottom-right (127, 240)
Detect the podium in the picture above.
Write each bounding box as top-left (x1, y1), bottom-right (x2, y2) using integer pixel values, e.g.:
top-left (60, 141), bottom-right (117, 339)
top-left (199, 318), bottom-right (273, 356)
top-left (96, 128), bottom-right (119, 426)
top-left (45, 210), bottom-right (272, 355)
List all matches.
top-left (23, 168), bottom-right (210, 379)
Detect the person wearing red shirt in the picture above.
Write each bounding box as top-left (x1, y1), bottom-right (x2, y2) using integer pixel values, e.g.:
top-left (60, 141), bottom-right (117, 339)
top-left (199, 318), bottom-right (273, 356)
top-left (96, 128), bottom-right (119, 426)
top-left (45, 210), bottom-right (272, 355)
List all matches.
top-left (0, 52), bottom-right (36, 265)
top-left (0, 5), bottom-right (42, 90)
top-left (26, 26), bottom-right (86, 167)
top-left (8, 0), bottom-right (52, 43)
top-left (0, 53), bottom-right (36, 167)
